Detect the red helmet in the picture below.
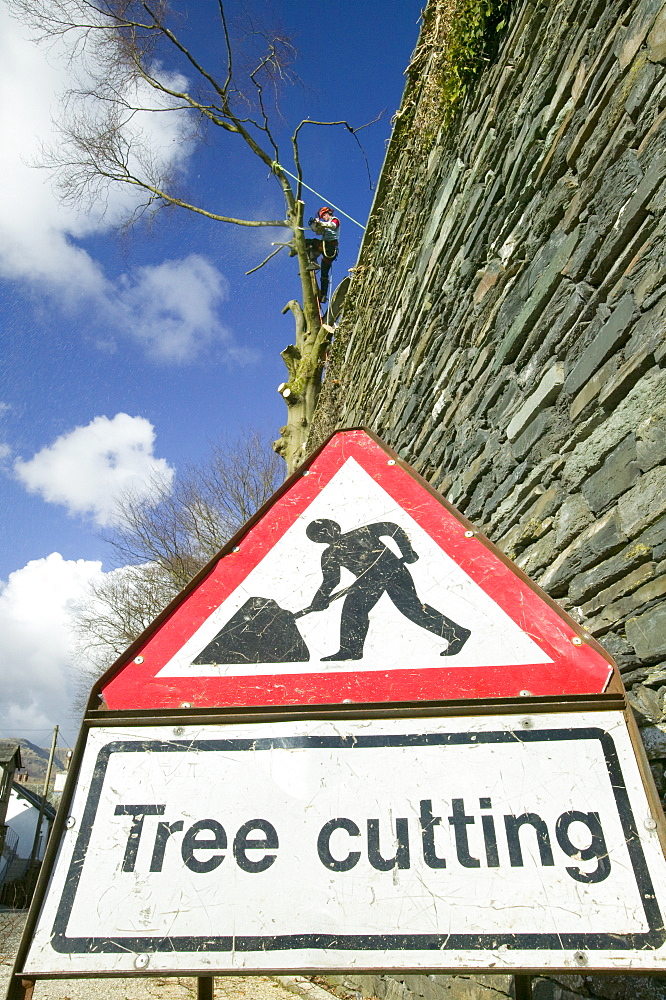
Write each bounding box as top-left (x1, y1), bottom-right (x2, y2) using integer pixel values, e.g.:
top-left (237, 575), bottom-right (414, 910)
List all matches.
top-left (318, 206), bottom-right (332, 216)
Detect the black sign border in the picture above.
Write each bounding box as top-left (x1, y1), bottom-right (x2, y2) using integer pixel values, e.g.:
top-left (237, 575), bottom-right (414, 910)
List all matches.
top-left (48, 727), bottom-right (665, 955)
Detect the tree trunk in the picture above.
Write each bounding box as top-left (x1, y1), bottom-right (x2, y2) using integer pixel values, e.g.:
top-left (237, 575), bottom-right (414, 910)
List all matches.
top-left (273, 199), bottom-right (333, 474)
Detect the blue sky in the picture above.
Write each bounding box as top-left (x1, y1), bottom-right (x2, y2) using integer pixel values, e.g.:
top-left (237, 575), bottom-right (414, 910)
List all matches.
top-left (0, 0), bottom-right (423, 743)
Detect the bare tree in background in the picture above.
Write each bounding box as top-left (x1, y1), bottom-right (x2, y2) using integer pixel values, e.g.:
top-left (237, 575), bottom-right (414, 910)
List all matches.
top-left (70, 431), bottom-right (282, 696)
top-left (108, 431), bottom-right (282, 588)
top-left (7, 0), bottom-right (376, 471)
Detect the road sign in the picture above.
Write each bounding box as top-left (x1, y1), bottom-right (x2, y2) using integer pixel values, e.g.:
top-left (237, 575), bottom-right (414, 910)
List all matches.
top-left (99, 429), bottom-right (613, 710)
top-left (22, 712), bottom-right (666, 975)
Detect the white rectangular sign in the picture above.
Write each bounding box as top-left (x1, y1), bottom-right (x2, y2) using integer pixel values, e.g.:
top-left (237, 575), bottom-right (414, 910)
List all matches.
top-left (24, 713), bottom-right (666, 975)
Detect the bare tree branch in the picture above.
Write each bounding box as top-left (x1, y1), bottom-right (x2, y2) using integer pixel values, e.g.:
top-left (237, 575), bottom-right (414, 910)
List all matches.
top-left (5, 0), bottom-right (383, 473)
top-left (217, 0), bottom-right (234, 98)
top-left (292, 115), bottom-right (384, 191)
top-left (249, 48), bottom-right (281, 160)
top-left (103, 430), bottom-right (282, 588)
top-left (245, 244), bottom-right (284, 274)
top-left (140, 0), bottom-right (232, 106)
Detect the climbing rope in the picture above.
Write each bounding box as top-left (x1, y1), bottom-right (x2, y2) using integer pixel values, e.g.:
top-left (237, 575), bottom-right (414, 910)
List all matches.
top-left (272, 162), bottom-right (366, 230)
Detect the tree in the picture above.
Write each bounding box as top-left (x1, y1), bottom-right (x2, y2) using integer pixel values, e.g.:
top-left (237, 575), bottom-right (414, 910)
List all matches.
top-left (7, 0), bottom-right (374, 472)
top-left (70, 430), bottom-right (282, 685)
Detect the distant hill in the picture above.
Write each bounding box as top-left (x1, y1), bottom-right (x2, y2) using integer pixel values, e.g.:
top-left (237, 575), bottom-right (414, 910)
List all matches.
top-left (11, 739), bottom-right (68, 792)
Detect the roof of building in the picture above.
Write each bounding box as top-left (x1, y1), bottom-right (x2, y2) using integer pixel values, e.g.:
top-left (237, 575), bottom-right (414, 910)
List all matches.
top-left (0, 741), bottom-right (22, 768)
top-left (11, 782), bottom-right (57, 821)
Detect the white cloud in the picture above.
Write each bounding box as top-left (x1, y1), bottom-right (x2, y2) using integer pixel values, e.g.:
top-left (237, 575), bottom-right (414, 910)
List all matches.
top-left (14, 413), bottom-right (174, 526)
top-left (115, 255), bottom-right (232, 363)
top-left (0, 8), bottom-right (243, 364)
top-left (0, 9), bottom-right (104, 296)
top-left (0, 553), bottom-right (103, 736)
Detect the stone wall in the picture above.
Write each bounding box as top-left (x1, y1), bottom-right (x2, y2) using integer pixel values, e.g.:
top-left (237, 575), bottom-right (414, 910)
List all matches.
top-left (313, 0), bottom-right (666, 782)
top-left (310, 0), bottom-right (666, 997)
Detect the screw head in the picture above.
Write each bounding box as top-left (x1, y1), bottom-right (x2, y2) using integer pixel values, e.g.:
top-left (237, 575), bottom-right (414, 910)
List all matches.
top-left (645, 818), bottom-right (657, 831)
top-left (572, 636), bottom-right (583, 646)
top-left (573, 951), bottom-right (587, 966)
top-left (464, 530), bottom-right (474, 538)
top-left (302, 470), bottom-right (310, 476)
top-left (134, 954), bottom-right (150, 969)
top-left (65, 816), bottom-right (76, 829)
top-left (519, 690), bottom-right (532, 697)
top-left (134, 655), bottom-right (144, 664)
top-left (180, 702), bottom-right (192, 709)
top-left (173, 726), bottom-right (184, 736)
top-left (232, 546), bottom-right (240, 552)
top-left (387, 459), bottom-right (396, 466)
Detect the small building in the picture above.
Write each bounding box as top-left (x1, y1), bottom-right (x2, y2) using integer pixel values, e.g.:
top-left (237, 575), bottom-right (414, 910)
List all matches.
top-left (0, 740), bottom-right (22, 888)
top-left (2, 782), bottom-right (57, 885)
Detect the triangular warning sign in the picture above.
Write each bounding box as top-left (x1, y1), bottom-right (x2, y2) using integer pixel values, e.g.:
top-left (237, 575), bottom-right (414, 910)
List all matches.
top-left (99, 429), bottom-right (614, 710)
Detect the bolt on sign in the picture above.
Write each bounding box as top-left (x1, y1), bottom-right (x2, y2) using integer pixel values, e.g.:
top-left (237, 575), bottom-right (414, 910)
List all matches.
top-left (7, 430), bottom-right (666, 997)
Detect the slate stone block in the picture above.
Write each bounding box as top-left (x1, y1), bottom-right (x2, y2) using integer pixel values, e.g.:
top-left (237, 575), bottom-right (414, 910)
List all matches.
top-left (601, 632), bottom-right (636, 657)
top-left (507, 363), bottom-right (564, 439)
top-left (629, 149), bottom-right (666, 214)
top-left (569, 537), bottom-right (655, 602)
top-left (539, 510), bottom-right (628, 595)
top-left (625, 295), bottom-right (666, 354)
top-left (581, 433), bottom-right (641, 512)
top-left (482, 460), bottom-right (529, 518)
top-left (625, 59), bottom-right (660, 118)
top-left (514, 529), bottom-right (560, 580)
top-left (628, 683), bottom-right (663, 721)
top-left (626, 601), bottom-right (666, 660)
top-left (532, 982), bottom-right (583, 1000)
top-left (621, 666), bottom-right (652, 686)
top-left (477, 369), bottom-right (511, 417)
top-left (637, 409), bottom-right (666, 471)
top-left (639, 513), bottom-right (666, 553)
top-left (644, 665), bottom-right (666, 688)
top-left (493, 228), bottom-right (580, 370)
top-left (563, 367), bottom-right (666, 487)
top-left (564, 293), bottom-right (637, 397)
top-left (647, 3), bottom-right (666, 61)
top-left (585, 575), bottom-right (666, 635)
top-left (581, 561), bottom-right (656, 615)
top-left (598, 347), bottom-right (655, 411)
top-left (488, 381), bottom-right (521, 428)
top-left (511, 408), bottom-right (554, 460)
top-left (616, 0), bottom-right (666, 68)
top-left (554, 493), bottom-right (595, 549)
top-left (569, 355), bottom-right (619, 421)
top-left (618, 465), bottom-right (666, 537)
top-left (490, 458), bottom-right (555, 528)
top-left (640, 724), bottom-right (666, 760)
top-left (561, 216), bottom-right (607, 282)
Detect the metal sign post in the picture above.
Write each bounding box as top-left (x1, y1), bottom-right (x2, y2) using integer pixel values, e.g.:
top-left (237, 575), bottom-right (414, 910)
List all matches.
top-left (6, 430), bottom-right (666, 998)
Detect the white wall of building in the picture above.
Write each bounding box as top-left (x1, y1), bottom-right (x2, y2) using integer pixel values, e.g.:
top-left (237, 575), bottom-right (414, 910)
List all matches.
top-left (6, 789), bottom-right (51, 860)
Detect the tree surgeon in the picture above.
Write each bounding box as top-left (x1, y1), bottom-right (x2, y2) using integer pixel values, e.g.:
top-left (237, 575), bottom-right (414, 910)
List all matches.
top-left (306, 519), bottom-right (471, 660)
top-left (306, 206), bottom-right (340, 303)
